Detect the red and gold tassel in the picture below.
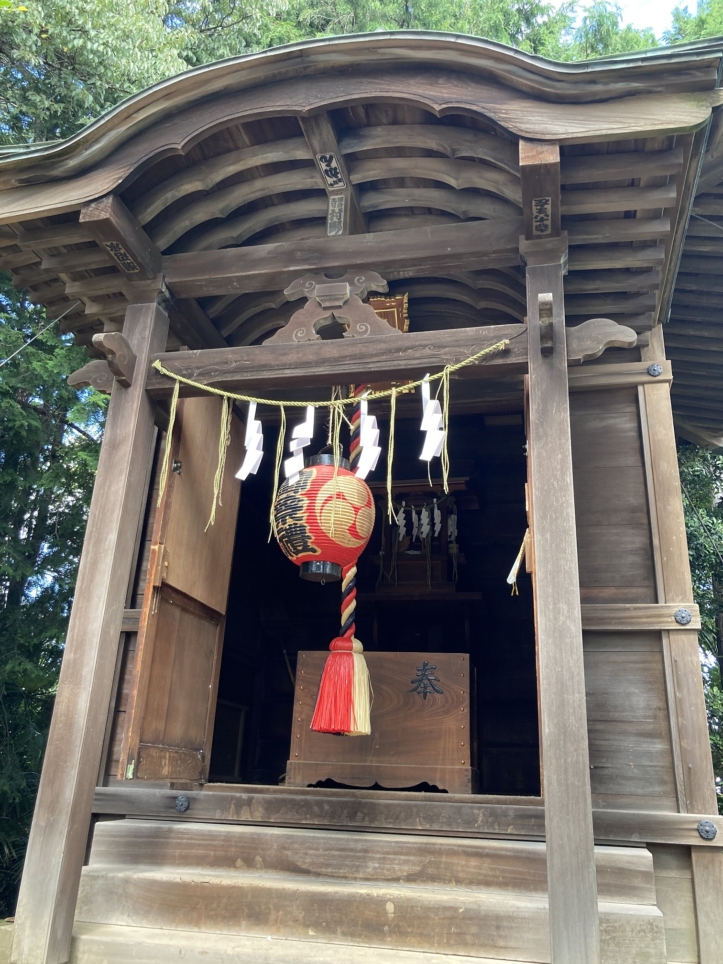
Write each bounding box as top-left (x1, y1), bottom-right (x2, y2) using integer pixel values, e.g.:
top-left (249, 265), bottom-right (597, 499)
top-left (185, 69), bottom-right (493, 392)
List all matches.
top-left (310, 561), bottom-right (371, 736)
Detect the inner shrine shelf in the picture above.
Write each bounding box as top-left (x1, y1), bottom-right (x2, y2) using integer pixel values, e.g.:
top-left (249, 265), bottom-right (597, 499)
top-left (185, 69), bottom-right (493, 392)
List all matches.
top-left (367, 478), bottom-right (479, 599)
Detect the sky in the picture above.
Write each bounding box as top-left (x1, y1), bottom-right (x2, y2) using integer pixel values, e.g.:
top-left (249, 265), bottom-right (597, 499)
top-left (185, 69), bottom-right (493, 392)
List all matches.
top-left (615, 0), bottom-right (682, 36)
top-left (554, 0), bottom-right (690, 44)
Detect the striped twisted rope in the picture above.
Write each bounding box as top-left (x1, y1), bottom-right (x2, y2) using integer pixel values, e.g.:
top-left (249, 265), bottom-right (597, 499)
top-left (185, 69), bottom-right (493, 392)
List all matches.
top-left (349, 384), bottom-right (367, 471)
top-left (340, 563), bottom-right (357, 638)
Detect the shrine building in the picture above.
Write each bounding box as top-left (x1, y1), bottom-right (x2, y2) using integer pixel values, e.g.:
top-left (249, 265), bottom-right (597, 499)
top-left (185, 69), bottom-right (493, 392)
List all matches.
top-left (2, 30), bottom-right (723, 964)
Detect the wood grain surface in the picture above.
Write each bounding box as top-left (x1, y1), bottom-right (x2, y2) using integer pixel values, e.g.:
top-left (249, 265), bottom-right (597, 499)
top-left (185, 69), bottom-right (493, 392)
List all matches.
top-left (288, 651), bottom-right (473, 793)
top-left (146, 325), bottom-right (526, 398)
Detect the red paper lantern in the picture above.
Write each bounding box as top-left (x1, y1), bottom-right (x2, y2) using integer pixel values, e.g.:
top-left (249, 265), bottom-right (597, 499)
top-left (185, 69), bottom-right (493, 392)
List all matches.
top-left (273, 454), bottom-right (375, 581)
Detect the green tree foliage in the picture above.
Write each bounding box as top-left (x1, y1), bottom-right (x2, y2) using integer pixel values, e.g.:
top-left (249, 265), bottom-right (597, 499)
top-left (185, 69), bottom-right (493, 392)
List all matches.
top-left (678, 445), bottom-right (723, 811)
top-left (0, 276), bottom-right (105, 915)
top-left (0, 0), bottom-right (189, 142)
top-left (665, 0), bottom-right (723, 43)
top-left (1, 0), bottom-right (662, 144)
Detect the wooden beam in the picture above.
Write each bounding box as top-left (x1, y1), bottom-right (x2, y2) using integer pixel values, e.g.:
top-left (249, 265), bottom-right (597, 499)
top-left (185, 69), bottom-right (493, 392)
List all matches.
top-left (89, 786), bottom-right (723, 848)
top-left (300, 113), bottom-right (366, 235)
top-left (171, 297), bottom-right (227, 350)
top-left (560, 146), bottom-right (684, 184)
top-left (41, 248), bottom-right (114, 272)
top-left (580, 602), bottom-right (701, 631)
top-left (567, 217), bottom-right (670, 246)
top-left (16, 223), bottom-right (95, 250)
top-left (162, 217), bottom-right (524, 298)
top-left (564, 269), bottom-right (661, 294)
top-left (638, 374), bottom-right (723, 963)
top-left (10, 299), bottom-right (169, 964)
top-left (145, 324), bottom-right (527, 399)
top-left (526, 252), bottom-right (601, 963)
top-left (568, 245), bottom-right (664, 271)
top-left (519, 139), bottom-right (560, 241)
top-left (567, 359), bottom-right (672, 391)
top-left (79, 194), bottom-right (161, 280)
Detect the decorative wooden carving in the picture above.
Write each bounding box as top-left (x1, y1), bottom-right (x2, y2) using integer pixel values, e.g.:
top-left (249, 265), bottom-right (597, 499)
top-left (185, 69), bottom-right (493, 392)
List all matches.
top-left (91, 331), bottom-right (137, 386)
top-left (566, 317), bottom-right (638, 365)
top-left (268, 270), bottom-right (403, 343)
top-left (368, 293), bottom-right (410, 332)
top-left (67, 360), bottom-right (115, 395)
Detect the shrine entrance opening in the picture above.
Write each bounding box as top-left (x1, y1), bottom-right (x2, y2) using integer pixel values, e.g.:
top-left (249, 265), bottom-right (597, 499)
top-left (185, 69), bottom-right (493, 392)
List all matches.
top-left (208, 408), bottom-right (539, 796)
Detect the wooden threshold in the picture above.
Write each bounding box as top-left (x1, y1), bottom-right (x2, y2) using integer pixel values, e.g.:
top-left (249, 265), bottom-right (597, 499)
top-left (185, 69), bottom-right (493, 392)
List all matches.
top-left (92, 785), bottom-right (723, 848)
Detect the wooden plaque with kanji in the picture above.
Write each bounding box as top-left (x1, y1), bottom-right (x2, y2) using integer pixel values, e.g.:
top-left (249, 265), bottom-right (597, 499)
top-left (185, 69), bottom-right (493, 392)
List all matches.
top-left (286, 651), bottom-right (475, 793)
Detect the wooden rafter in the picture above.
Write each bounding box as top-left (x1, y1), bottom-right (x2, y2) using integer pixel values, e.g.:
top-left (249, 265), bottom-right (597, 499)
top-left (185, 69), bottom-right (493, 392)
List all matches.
top-left (300, 112), bottom-right (367, 235)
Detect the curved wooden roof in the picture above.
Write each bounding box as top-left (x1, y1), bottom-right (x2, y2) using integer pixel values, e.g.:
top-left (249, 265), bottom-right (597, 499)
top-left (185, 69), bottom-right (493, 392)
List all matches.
top-left (1, 31), bottom-right (722, 438)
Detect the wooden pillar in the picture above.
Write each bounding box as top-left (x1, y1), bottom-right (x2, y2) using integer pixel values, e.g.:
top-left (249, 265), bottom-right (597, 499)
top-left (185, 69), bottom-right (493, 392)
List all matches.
top-left (11, 298), bottom-right (169, 964)
top-left (525, 240), bottom-right (601, 964)
top-left (638, 334), bottom-right (723, 963)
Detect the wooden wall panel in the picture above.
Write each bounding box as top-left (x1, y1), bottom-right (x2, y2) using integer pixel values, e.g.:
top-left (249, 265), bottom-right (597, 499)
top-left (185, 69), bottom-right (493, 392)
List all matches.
top-left (135, 588), bottom-right (222, 781)
top-left (571, 388), bottom-right (656, 603)
top-left (103, 433), bottom-right (164, 784)
top-left (163, 397), bottom-right (243, 616)
top-left (649, 844), bottom-right (699, 963)
top-left (105, 633), bottom-right (137, 781)
top-left (584, 633), bottom-right (678, 811)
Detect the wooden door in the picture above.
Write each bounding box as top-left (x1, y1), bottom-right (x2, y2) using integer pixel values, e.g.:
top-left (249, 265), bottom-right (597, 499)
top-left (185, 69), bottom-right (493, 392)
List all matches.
top-left (118, 396), bottom-right (243, 783)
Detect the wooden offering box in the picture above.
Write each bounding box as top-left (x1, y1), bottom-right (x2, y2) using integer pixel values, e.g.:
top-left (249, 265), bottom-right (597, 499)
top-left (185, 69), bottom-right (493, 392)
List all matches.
top-left (286, 651), bottom-right (475, 793)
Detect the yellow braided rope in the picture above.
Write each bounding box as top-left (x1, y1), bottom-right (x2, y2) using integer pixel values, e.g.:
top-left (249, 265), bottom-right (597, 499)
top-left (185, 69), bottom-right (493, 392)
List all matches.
top-left (152, 338), bottom-right (511, 523)
top-left (156, 377), bottom-right (179, 508)
top-left (268, 405), bottom-right (287, 541)
top-left (151, 338), bottom-right (510, 409)
top-left (206, 397), bottom-right (232, 531)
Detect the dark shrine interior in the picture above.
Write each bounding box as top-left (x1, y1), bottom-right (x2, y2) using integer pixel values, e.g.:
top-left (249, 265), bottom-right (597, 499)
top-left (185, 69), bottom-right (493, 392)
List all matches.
top-left (209, 408), bottom-right (540, 796)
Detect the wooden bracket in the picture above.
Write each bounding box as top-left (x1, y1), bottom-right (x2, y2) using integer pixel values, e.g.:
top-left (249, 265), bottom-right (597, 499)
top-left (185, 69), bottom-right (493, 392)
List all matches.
top-left (67, 360), bottom-right (115, 395)
top-left (300, 113), bottom-right (367, 236)
top-left (91, 331), bottom-right (137, 386)
top-left (538, 292), bottom-right (554, 356)
top-left (80, 194), bottom-right (161, 279)
top-left (519, 140), bottom-right (561, 241)
top-left (566, 317), bottom-right (638, 366)
top-left (268, 270), bottom-right (402, 343)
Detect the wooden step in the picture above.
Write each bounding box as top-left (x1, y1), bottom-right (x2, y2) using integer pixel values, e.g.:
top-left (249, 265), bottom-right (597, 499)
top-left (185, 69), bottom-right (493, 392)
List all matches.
top-left (69, 922), bottom-right (531, 964)
top-left (88, 818), bottom-right (657, 905)
top-left (76, 865), bottom-right (666, 963)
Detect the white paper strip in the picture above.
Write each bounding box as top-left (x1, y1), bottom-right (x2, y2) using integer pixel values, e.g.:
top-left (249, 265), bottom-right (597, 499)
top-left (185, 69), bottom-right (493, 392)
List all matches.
top-left (419, 374), bottom-right (446, 463)
top-left (433, 499), bottom-right (442, 537)
top-left (285, 406), bottom-right (315, 483)
top-left (236, 401), bottom-right (264, 481)
top-left (396, 502), bottom-right (407, 540)
top-left (354, 397), bottom-right (383, 481)
top-left (420, 506), bottom-right (431, 539)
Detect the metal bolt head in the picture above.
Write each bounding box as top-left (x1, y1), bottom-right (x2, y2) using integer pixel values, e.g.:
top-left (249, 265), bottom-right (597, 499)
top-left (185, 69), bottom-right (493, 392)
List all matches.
top-left (674, 607), bottom-right (692, 626)
top-left (647, 363), bottom-right (663, 378)
top-left (697, 819), bottom-right (717, 840)
top-left (175, 794), bottom-right (190, 813)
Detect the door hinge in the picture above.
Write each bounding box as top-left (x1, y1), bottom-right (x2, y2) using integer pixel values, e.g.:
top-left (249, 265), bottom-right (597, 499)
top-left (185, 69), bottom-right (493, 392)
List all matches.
top-left (148, 543), bottom-right (168, 589)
